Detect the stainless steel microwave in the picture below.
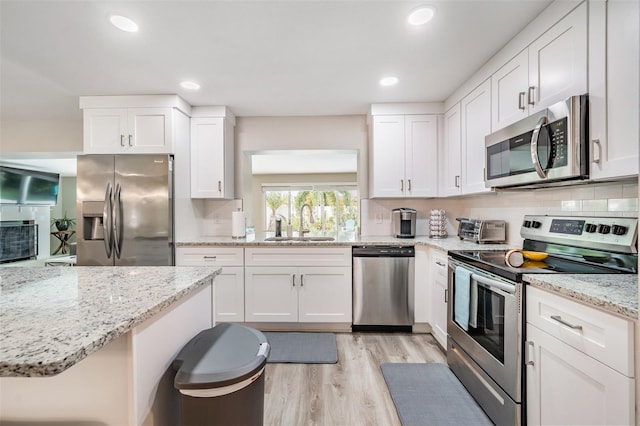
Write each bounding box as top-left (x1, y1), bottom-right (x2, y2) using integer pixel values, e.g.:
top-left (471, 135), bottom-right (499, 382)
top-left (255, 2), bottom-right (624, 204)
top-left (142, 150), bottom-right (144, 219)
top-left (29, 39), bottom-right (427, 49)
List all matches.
top-left (485, 95), bottom-right (588, 189)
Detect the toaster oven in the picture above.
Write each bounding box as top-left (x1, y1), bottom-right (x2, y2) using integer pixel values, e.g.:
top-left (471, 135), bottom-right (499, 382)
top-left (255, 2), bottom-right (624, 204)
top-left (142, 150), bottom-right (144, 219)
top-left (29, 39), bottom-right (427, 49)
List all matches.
top-left (456, 218), bottom-right (507, 243)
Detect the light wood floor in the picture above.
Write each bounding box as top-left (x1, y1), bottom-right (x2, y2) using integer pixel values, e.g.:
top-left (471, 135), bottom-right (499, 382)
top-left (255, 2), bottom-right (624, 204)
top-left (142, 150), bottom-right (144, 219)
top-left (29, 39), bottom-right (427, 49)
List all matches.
top-left (263, 332), bottom-right (447, 426)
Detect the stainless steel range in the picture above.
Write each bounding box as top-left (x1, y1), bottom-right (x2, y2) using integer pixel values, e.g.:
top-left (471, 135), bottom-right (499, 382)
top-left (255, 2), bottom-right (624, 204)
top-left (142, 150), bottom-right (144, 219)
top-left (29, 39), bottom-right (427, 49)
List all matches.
top-left (447, 215), bottom-right (638, 426)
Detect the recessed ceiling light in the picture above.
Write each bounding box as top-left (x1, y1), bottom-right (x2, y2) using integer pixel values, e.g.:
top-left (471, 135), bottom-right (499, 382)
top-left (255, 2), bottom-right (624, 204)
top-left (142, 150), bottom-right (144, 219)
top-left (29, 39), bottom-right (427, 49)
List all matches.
top-left (180, 81), bottom-right (201, 90)
top-left (407, 6), bottom-right (435, 26)
top-left (379, 77), bottom-right (399, 87)
top-left (109, 15), bottom-right (139, 33)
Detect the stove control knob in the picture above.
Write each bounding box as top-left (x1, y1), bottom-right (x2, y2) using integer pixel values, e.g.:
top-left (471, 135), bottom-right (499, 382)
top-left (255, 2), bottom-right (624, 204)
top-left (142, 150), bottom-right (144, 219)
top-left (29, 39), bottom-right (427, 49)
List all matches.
top-left (598, 224), bottom-right (611, 234)
top-left (531, 220), bottom-right (542, 229)
top-left (612, 225), bottom-right (628, 236)
top-left (523, 220), bottom-right (532, 228)
top-left (585, 223), bottom-right (597, 233)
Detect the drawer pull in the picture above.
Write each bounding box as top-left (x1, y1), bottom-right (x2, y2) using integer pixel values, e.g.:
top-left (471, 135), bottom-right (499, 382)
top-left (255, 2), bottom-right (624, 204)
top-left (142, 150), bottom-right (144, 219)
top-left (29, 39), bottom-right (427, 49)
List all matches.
top-left (435, 261), bottom-right (446, 267)
top-left (203, 256), bottom-right (217, 260)
top-left (525, 341), bottom-right (535, 366)
top-left (444, 288), bottom-right (448, 303)
top-left (550, 315), bottom-right (583, 330)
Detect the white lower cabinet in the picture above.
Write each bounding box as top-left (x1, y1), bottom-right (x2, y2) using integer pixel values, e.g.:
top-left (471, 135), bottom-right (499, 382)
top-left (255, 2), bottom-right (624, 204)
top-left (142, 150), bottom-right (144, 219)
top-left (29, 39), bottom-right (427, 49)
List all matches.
top-left (525, 286), bottom-right (635, 425)
top-left (244, 247), bottom-right (352, 323)
top-left (175, 247), bottom-right (244, 322)
top-left (244, 266), bottom-right (351, 322)
top-left (428, 249), bottom-right (448, 348)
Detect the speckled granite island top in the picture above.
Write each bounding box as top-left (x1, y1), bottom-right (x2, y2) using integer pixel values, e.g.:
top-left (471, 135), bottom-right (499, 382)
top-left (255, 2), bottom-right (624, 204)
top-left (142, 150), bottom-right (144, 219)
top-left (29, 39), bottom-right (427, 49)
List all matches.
top-left (524, 274), bottom-right (638, 320)
top-left (0, 266), bottom-right (221, 377)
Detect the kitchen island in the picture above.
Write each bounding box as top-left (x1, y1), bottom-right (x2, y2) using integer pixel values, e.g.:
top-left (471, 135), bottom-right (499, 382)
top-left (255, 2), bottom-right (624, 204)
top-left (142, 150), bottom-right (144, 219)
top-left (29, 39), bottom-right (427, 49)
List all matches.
top-left (0, 266), bottom-right (221, 425)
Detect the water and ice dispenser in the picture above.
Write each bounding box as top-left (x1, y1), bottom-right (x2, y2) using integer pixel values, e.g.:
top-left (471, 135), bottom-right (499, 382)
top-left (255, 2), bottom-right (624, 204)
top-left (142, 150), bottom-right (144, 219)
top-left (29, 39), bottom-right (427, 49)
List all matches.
top-left (81, 201), bottom-right (104, 241)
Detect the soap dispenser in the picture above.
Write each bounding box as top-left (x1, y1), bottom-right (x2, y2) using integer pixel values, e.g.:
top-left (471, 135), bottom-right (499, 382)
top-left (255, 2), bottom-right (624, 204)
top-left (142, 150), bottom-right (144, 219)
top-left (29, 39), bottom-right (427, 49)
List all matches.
top-left (275, 217), bottom-right (282, 237)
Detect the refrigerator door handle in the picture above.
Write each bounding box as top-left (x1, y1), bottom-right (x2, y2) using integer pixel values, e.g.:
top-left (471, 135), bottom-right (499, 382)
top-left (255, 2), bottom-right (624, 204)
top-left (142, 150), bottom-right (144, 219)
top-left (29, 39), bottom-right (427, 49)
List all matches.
top-left (103, 183), bottom-right (113, 258)
top-left (113, 182), bottom-right (123, 259)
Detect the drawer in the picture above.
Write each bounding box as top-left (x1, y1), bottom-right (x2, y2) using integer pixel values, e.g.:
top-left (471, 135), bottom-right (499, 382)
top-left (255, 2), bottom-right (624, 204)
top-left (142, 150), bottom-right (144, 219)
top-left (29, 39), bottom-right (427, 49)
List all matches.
top-left (430, 250), bottom-right (448, 278)
top-left (526, 286), bottom-right (634, 376)
top-left (244, 247), bottom-right (351, 267)
top-left (176, 247), bottom-right (244, 266)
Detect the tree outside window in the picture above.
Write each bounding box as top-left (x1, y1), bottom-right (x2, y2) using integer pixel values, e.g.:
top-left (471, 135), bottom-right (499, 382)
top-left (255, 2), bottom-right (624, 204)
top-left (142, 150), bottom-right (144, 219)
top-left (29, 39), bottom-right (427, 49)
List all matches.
top-left (263, 186), bottom-right (358, 238)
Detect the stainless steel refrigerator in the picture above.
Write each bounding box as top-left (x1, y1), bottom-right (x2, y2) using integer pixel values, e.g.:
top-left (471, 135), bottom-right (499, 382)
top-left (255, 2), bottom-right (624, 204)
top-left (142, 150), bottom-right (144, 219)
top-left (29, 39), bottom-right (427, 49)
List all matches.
top-left (76, 154), bottom-right (174, 266)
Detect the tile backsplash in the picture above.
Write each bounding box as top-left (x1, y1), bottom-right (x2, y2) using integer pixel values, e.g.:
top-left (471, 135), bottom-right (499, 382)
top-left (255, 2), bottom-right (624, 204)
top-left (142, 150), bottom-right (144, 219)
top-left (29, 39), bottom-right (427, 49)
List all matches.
top-left (360, 180), bottom-right (638, 246)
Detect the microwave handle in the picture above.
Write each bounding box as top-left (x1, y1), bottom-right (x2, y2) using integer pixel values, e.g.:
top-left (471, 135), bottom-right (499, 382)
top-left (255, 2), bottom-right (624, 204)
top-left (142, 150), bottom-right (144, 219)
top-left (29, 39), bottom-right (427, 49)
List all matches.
top-left (530, 115), bottom-right (549, 178)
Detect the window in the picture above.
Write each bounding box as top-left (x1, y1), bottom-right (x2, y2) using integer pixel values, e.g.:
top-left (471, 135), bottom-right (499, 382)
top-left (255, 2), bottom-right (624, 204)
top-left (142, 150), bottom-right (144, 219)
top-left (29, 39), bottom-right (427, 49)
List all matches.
top-left (263, 184), bottom-right (358, 238)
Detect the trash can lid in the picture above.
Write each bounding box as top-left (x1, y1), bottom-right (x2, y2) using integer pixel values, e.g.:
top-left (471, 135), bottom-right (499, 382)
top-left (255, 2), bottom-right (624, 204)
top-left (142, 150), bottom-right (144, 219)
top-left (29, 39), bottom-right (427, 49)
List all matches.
top-left (173, 323), bottom-right (270, 390)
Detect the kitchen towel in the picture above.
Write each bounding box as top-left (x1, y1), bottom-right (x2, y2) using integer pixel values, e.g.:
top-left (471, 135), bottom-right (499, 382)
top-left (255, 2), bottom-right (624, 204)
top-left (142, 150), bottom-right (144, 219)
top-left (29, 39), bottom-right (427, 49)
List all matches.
top-left (468, 281), bottom-right (478, 328)
top-left (231, 210), bottom-right (246, 238)
top-left (454, 266), bottom-right (472, 331)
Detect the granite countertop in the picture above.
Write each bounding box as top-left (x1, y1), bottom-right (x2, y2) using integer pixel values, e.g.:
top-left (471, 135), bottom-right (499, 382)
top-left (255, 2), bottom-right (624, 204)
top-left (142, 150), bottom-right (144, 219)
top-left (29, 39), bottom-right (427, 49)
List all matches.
top-left (177, 235), bottom-right (516, 252)
top-left (0, 266), bottom-right (221, 377)
top-left (524, 274), bottom-right (638, 320)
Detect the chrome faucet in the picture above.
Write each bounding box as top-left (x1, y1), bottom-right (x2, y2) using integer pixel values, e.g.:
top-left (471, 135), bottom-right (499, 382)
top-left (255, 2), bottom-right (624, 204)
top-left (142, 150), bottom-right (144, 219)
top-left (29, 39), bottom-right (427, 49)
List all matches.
top-left (299, 203), bottom-right (314, 237)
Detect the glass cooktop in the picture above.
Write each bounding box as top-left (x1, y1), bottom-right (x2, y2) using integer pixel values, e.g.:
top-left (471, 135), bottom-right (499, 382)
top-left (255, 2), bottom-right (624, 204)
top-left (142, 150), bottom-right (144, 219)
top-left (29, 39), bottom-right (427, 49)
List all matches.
top-left (449, 248), bottom-right (636, 282)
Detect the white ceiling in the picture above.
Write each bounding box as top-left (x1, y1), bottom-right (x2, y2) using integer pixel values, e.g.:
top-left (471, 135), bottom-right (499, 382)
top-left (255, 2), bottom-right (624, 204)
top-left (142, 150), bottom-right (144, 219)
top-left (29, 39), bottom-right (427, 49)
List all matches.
top-left (0, 0), bottom-right (552, 121)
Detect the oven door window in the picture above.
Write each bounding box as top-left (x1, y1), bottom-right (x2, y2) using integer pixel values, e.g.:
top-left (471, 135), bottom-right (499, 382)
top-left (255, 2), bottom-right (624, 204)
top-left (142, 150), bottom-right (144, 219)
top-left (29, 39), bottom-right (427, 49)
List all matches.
top-left (453, 280), bottom-right (506, 364)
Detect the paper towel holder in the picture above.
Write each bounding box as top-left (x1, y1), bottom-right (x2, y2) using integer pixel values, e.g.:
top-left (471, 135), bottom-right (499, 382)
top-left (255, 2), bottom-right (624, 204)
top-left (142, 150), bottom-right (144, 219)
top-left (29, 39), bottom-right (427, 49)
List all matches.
top-left (231, 208), bottom-right (246, 238)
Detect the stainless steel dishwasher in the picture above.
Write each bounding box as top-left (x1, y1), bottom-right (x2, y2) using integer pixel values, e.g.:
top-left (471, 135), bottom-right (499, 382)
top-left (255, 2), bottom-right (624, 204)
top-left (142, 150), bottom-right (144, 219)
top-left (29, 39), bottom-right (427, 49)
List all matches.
top-left (352, 246), bottom-right (414, 332)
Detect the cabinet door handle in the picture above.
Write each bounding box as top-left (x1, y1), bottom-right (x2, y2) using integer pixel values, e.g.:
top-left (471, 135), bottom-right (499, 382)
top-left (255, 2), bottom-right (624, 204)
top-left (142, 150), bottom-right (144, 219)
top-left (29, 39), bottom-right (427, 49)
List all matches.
top-left (454, 175), bottom-right (460, 188)
top-left (527, 86), bottom-right (536, 106)
top-left (408, 179), bottom-right (412, 192)
top-left (120, 135), bottom-right (125, 147)
top-left (218, 180), bottom-right (222, 192)
top-left (550, 315), bottom-right (583, 330)
top-left (444, 288), bottom-right (449, 303)
top-left (203, 256), bottom-right (217, 260)
top-left (300, 274), bottom-right (304, 287)
top-left (592, 139), bottom-right (602, 165)
top-left (292, 274), bottom-right (296, 287)
top-left (525, 341), bottom-right (535, 366)
top-left (400, 180), bottom-right (404, 191)
top-left (518, 92), bottom-right (526, 111)
top-left (128, 134), bottom-right (133, 147)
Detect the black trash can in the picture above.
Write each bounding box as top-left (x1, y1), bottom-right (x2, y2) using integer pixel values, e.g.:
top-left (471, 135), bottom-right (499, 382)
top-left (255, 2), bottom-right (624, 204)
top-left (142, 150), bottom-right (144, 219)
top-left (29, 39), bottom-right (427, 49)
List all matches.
top-left (173, 323), bottom-right (270, 426)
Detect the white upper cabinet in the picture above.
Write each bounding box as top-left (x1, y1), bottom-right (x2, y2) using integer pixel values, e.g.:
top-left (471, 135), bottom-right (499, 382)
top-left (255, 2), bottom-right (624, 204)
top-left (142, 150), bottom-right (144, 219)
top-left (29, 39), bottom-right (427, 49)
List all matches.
top-left (491, 50), bottom-right (530, 131)
top-left (588, 0), bottom-right (639, 180)
top-left (83, 107), bottom-right (174, 154)
top-left (190, 115), bottom-right (235, 199)
top-left (369, 114), bottom-right (438, 198)
top-left (441, 104), bottom-right (462, 196)
top-left (80, 95), bottom-right (191, 155)
top-left (491, 2), bottom-right (587, 131)
top-left (460, 79), bottom-right (492, 195)
top-left (441, 79), bottom-right (491, 197)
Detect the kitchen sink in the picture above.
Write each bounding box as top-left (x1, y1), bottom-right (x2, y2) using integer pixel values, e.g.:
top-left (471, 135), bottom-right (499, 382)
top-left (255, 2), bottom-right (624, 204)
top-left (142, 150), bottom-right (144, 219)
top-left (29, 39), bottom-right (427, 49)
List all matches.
top-left (263, 236), bottom-right (335, 242)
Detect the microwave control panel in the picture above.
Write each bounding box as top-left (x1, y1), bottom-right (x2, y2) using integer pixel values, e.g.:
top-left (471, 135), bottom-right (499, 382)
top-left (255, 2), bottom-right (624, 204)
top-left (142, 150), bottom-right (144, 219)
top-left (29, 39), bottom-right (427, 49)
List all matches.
top-left (547, 117), bottom-right (567, 168)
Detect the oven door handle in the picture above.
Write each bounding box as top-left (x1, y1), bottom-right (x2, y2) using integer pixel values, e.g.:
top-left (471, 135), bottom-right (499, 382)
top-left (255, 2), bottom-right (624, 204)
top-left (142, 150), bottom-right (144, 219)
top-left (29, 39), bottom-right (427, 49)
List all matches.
top-left (471, 273), bottom-right (516, 295)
